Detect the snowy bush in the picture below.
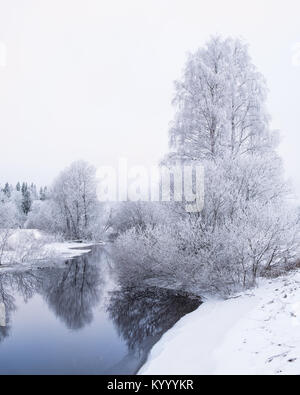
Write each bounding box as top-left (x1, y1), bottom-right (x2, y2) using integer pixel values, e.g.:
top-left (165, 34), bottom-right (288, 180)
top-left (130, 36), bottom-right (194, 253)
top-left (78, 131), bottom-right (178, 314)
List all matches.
top-left (0, 229), bottom-right (58, 266)
top-left (112, 37), bottom-right (300, 297)
top-left (113, 201), bottom-right (299, 296)
top-left (0, 193), bottom-right (21, 265)
top-left (109, 201), bottom-right (183, 235)
top-left (25, 200), bottom-right (64, 237)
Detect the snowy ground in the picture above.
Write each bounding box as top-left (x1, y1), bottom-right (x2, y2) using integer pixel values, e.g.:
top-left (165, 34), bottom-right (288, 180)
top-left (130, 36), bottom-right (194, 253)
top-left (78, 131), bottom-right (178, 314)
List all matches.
top-left (9, 229), bottom-right (95, 258)
top-left (0, 229), bottom-right (95, 267)
top-left (44, 241), bottom-right (94, 259)
top-left (139, 271), bottom-right (300, 375)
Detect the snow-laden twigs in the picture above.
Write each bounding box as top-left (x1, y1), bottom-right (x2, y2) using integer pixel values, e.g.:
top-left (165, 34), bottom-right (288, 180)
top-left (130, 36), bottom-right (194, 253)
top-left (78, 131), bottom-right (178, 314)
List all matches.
top-left (111, 37), bottom-right (300, 297)
top-left (0, 230), bottom-right (60, 266)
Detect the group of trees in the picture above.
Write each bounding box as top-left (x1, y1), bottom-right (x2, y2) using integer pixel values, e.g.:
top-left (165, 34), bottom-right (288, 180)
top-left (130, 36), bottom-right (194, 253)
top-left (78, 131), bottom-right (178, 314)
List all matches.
top-left (0, 183), bottom-right (48, 264)
top-left (111, 37), bottom-right (300, 296)
top-left (26, 160), bottom-right (106, 240)
top-left (0, 182), bottom-right (48, 227)
top-left (1, 36), bottom-right (299, 297)
top-left (0, 161), bottom-right (106, 265)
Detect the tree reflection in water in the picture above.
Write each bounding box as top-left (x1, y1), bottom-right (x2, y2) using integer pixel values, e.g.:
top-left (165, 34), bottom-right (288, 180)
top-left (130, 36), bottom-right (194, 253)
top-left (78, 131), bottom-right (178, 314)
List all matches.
top-left (0, 247), bottom-right (105, 338)
top-left (40, 254), bottom-right (104, 330)
top-left (0, 247), bottom-right (201, 374)
top-left (0, 273), bottom-right (15, 343)
top-left (107, 286), bottom-right (201, 357)
top-left (0, 270), bottom-right (42, 342)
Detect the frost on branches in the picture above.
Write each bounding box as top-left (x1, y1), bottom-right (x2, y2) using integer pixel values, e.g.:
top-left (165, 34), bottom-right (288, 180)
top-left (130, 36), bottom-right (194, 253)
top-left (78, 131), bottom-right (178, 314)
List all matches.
top-left (112, 37), bottom-right (300, 296)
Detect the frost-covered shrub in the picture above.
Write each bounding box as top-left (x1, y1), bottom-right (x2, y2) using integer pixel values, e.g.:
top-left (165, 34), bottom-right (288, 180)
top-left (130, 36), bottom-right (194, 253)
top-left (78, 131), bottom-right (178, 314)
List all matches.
top-left (112, 36), bottom-right (300, 297)
top-left (113, 201), bottom-right (299, 296)
top-left (0, 229), bottom-right (59, 265)
top-left (0, 194), bottom-right (23, 265)
top-left (25, 200), bottom-right (64, 237)
top-left (7, 230), bottom-right (49, 264)
top-left (109, 201), bottom-right (183, 236)
top-left (112, 154), bottom-right (299, 297)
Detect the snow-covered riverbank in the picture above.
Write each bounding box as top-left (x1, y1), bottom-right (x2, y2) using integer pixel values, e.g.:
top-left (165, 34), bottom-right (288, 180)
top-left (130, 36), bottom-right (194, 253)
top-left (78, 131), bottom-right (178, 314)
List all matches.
top-left (139, 271), bottom-right (300, 375)
top-left (45, 240), bottom-right (94, 259)
top-left (0, 229), bottom-right (96, 268)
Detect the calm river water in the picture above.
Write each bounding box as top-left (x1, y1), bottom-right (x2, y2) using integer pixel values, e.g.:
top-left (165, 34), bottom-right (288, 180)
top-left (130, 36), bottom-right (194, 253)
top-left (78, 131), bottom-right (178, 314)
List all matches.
top-left (0, 246), bottom-right (200, 375)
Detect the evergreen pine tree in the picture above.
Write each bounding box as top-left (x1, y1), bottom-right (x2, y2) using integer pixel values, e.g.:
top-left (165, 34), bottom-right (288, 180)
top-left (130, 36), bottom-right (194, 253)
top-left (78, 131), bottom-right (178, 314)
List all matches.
top-left (21, 182), bottom-right (27, 196)
top-left (21, 189), bottom-right (32, 215)
top-left (39, 186), bottom-right (48, 201)
top-left (3, 183), bottom-right (11, 198)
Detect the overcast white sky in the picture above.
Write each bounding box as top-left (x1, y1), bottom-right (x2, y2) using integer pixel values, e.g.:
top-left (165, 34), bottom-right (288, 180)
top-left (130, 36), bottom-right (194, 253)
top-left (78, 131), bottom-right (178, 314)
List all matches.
top-left (0, 0), bottom-right (300, 197)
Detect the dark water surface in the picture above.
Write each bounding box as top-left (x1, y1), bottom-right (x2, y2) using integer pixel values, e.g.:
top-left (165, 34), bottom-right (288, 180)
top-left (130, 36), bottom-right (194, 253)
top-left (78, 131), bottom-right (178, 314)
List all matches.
top-left (0, 246), bottom-right (200, 375)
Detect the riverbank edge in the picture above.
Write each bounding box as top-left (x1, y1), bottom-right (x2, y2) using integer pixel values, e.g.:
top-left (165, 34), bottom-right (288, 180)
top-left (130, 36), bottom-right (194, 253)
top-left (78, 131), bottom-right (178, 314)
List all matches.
top-left (47, 240), bottom-right (104, 259)
top-left (0, 228), bottom-right (105, 270)
top-left (138, 269), bottom-right (300, 375)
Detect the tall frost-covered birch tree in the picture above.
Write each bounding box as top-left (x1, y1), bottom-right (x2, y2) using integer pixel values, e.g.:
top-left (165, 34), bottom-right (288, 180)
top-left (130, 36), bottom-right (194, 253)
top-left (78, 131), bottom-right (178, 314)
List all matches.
top-left (113, 37), bottom-right (299, 296)
top-left (169, 37), bottom-right (271, 160)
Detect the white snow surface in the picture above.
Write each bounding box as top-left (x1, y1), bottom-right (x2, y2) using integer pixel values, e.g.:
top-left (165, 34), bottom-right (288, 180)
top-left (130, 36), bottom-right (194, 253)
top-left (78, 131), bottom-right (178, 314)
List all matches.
top-left (1, 229), bottom-right (93, 266)
top-left (12, 229), bottom-right (94, 258)
top-left (139, 271), bottom-right (300, 375)
top-left (44, 241), bottom-right (93, 259)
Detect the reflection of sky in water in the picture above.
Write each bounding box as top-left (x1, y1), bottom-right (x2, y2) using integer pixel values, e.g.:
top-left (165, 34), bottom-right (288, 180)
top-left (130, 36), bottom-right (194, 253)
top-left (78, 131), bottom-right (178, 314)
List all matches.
top-left (0, 293), bottom-right (127, 374)
top-left (0, 246), bottom-right (200, 375)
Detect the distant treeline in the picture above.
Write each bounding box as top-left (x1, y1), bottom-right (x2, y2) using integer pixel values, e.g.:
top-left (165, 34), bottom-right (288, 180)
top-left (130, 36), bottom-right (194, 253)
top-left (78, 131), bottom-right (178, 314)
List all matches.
top-left (0, 182), bottom-right (48, 215)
